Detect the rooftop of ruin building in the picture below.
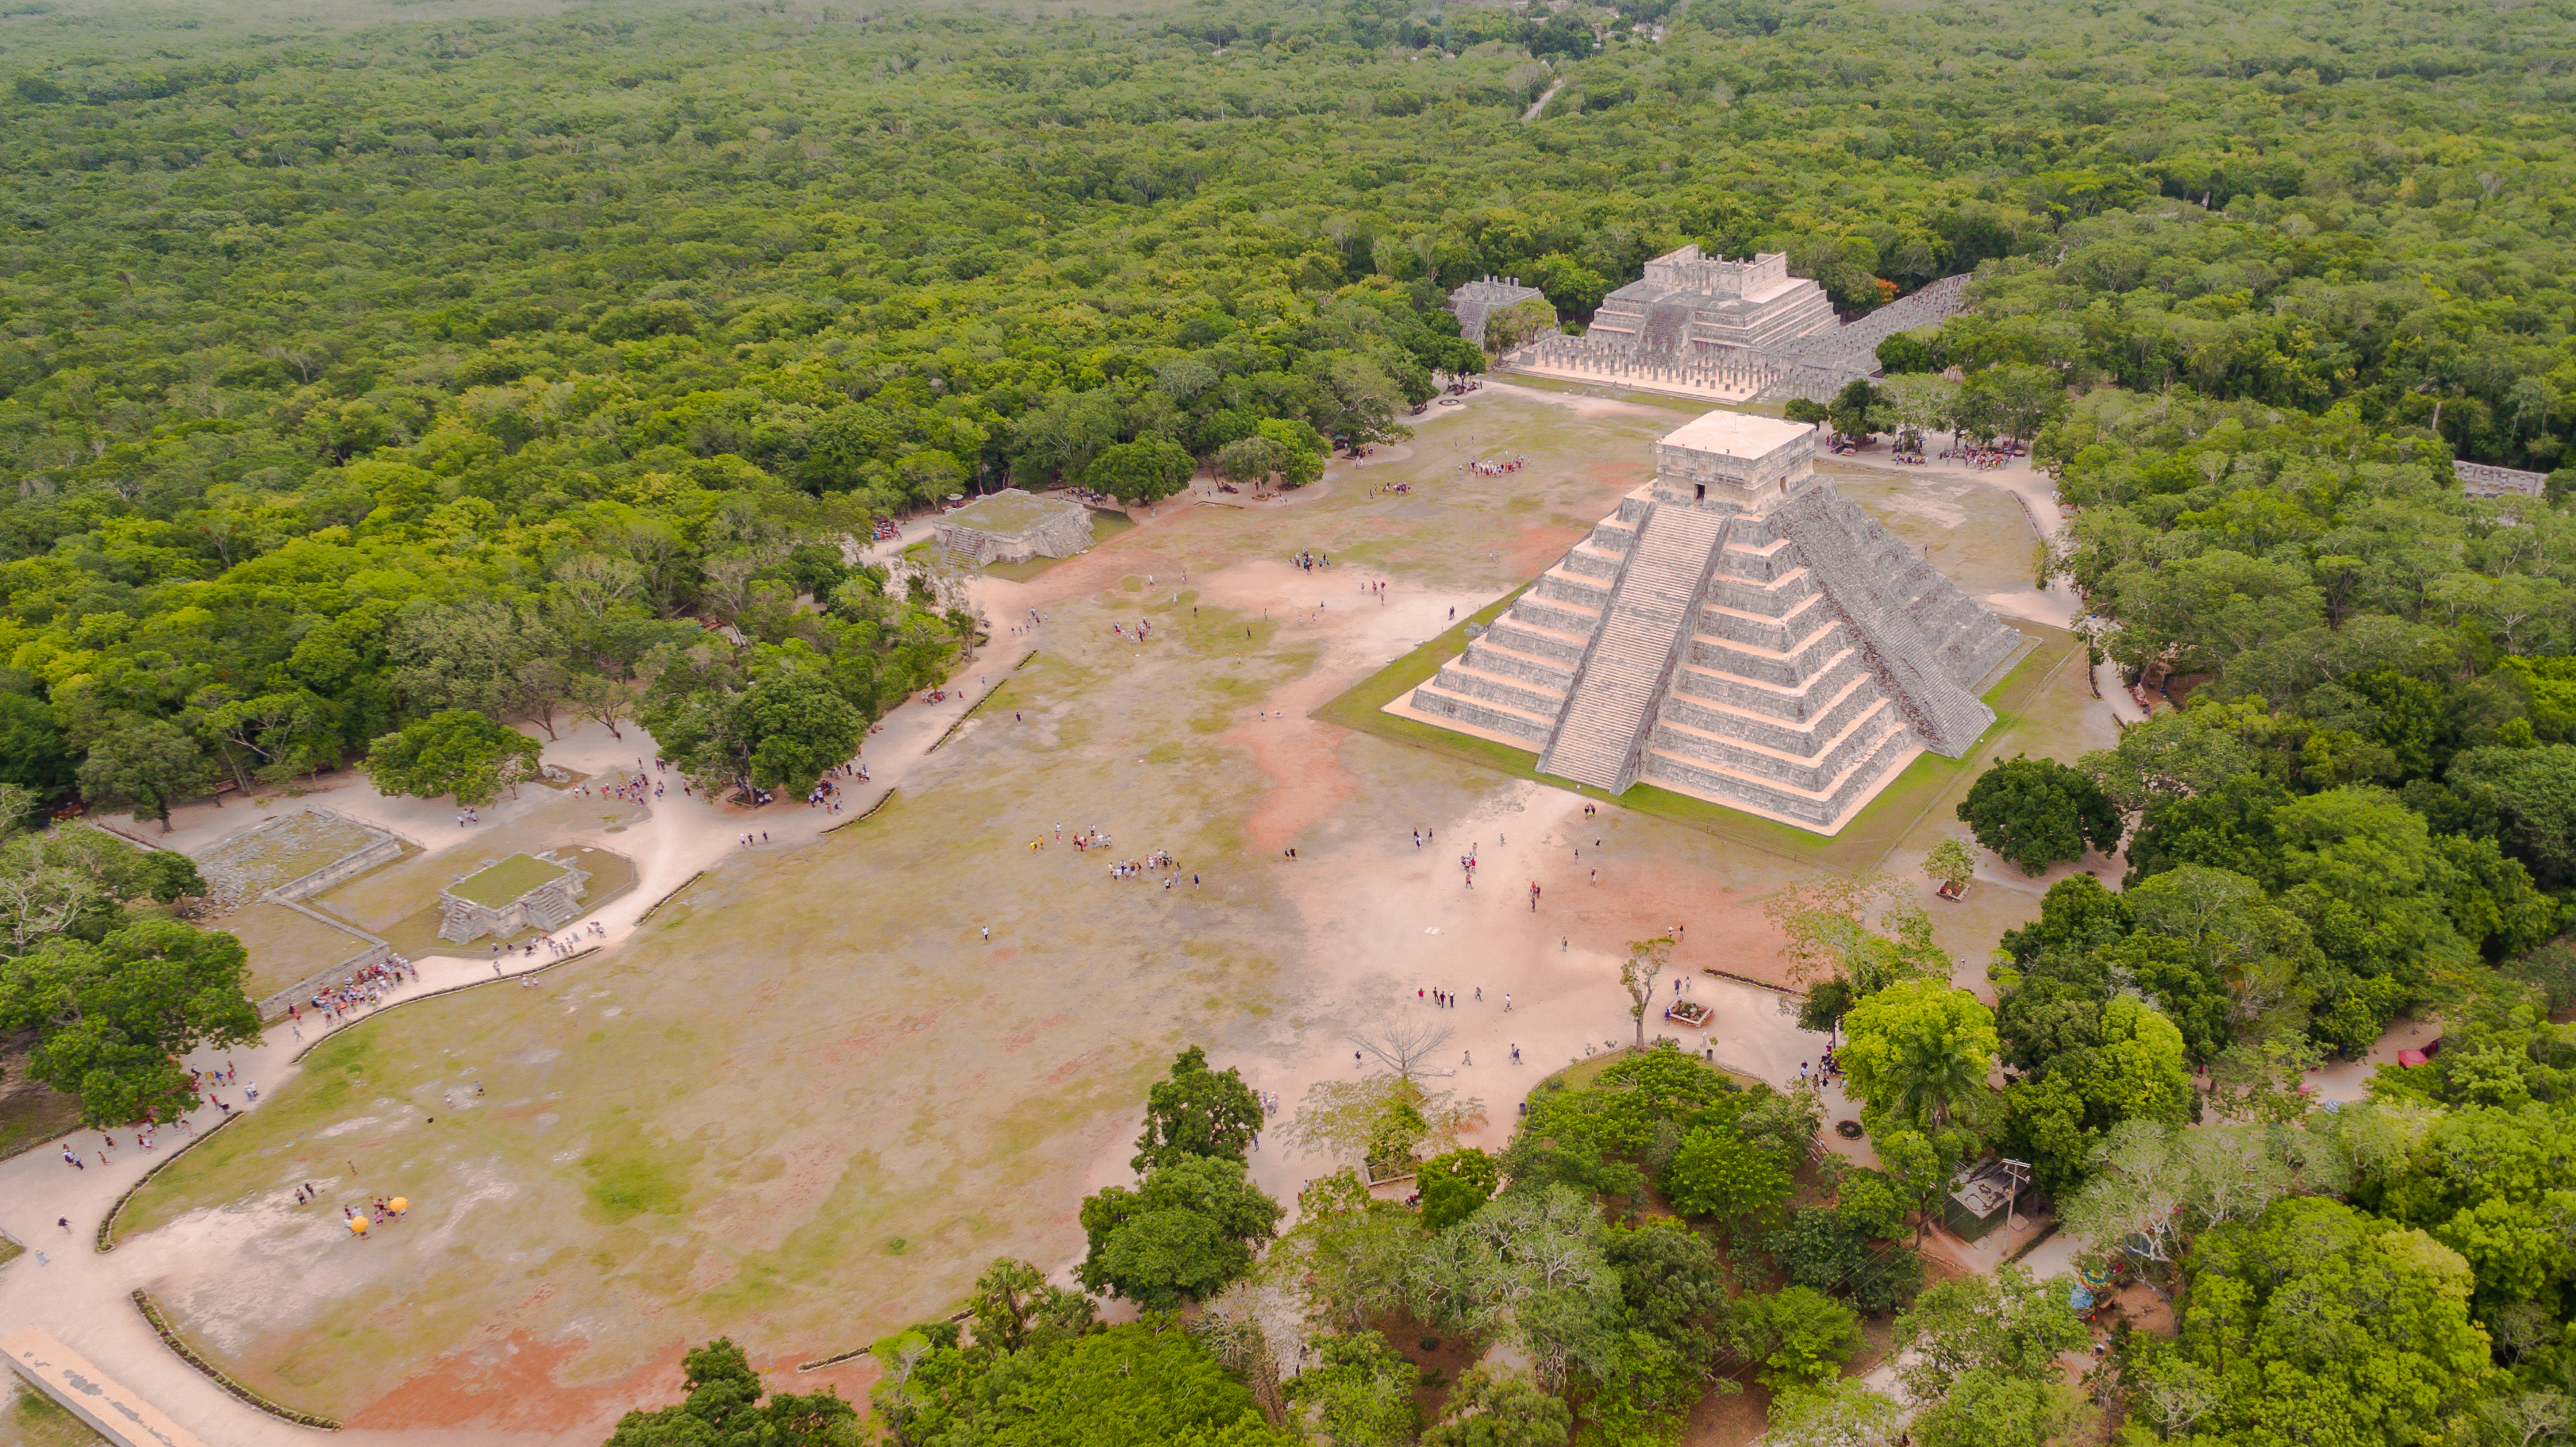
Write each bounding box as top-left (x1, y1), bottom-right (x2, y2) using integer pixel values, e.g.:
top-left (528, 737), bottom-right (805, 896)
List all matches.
top-left (942, 489), bottom-right (1085, 535)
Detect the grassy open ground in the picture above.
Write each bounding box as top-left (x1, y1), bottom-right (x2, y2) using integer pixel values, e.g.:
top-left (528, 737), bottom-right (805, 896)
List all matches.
top-left (219, 903), bottom-right (378, 1003)
top-left (116, 387), bottom-right (2107, 1441)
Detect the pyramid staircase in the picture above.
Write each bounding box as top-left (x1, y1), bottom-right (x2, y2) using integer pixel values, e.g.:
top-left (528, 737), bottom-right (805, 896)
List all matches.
top-left (1538, 503), bottom-right (1732, 792)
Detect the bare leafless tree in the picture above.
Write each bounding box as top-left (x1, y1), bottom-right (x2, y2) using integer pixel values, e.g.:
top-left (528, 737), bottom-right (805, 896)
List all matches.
top-left (1350, 1017), bottom-right (1455, 1080)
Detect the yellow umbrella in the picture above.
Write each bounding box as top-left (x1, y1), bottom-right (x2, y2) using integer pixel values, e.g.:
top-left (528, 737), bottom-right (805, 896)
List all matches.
top-left (348, 1216), bottom-right (369, 1234)
top-left (387, 1198), bottom-right (408, 1214)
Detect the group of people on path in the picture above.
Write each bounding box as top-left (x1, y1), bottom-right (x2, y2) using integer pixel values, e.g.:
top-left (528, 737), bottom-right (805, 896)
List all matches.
top-left (1940, 443), bottom-right (2021, 471)
top-left (581, 768), bottom-right (663, 805)
top-left (533, 922), bottom-right (605, 959)
top-left (1293, 549), bottom-right (1332, 571)
top-left (300, 957), bottom-right (420, 1025)
top-left (808, 762), bottom-right (864, 813)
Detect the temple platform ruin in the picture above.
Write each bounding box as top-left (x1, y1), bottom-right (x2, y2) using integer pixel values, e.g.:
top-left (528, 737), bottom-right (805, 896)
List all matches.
top-left (1390, 410), bottom-right (2026, 834)
top-left (933, 489), bottom-right (1095, 565)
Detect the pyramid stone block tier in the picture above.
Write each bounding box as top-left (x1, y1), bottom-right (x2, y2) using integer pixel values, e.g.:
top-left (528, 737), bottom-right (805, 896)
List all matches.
top-left (1398, 411), bottom-right (2025, 834)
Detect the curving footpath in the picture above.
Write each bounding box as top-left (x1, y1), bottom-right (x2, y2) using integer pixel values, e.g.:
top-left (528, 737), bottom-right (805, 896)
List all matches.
top-left (0, 635), bottom-right (1026, 1447)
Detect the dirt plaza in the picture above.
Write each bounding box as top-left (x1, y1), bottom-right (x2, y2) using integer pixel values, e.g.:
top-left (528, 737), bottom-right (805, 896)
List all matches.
top-left (6, 383), bottom-right (2117, 1446)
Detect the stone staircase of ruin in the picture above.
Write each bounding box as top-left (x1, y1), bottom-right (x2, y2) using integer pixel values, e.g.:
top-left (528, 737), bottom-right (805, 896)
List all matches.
top-left (1537, 503), bottom-right (1732, 792)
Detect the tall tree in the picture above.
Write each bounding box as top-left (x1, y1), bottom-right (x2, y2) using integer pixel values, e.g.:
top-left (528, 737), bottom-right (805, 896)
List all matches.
top-left (1840, 980), bottom-right (1999, 1141)
top-left (75, 717), bottom-right (213, 833)
top-left (1132, 1045), bottom-right (1265, 1173)
top-left (0, 915), bottom-right (261, 1126)
top-left (365, 710), bottom-right (543, 806)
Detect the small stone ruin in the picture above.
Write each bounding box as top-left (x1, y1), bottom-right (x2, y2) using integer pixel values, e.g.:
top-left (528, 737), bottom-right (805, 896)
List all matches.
top-left (437, 849), bottom-right (591, 944)
top-left (932, 489), bottom-right (1096, 565)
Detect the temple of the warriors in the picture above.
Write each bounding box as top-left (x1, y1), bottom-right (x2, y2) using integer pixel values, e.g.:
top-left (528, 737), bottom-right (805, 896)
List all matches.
top-left (1459, 245), bottom-right (1973, 406)
top-left (1394, 412), bottom-right (2026, 833)
top-left (1586, 248), bottom-right (1838, 357)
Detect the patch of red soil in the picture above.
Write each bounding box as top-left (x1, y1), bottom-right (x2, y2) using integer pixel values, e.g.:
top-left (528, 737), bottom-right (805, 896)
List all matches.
top-left (1225, 702), bottom-right (1360, 856)
top-left (346, 1330), bottom-right (686, 1437)
top-left (1001, 1014), bottom-right (1072, 1053)
top-left (1544, 853), bottom-right (1793, 987)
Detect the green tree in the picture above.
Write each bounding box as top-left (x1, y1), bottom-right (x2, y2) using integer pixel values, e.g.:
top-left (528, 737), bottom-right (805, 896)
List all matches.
top-left (1284, 1331), bottom-right (1419, 1447)
top-left (1217, 435), bottom-right (1294, 493)
top-left (1737, 1287), bottom-right (1863, 1394)
top-left (1254, 418), bottom-right (1330, 487)
top-left (962, 1258), bottom-right (1096, 1357)
top-left (872, 1318), bottom-right (1290, 1447)
top-left (1957, 755), bottom-right (2123, 875)
top-left (606, 1337), bottom-right (859, 1447)
top-left (1951, 363), bottom-right (2065, 451)
top-left (1840, 980), bottom-right (1998, 1137)
top-left (1482, 297), bottom-right (1556, 353)
top-left (1133, 1045), bottom-right (1266, 1173)
top-left (1663, 1124), bottom-right (1793, 1237)
top-left (0, 915), bottom-right (261, 1126)
top-left (2001, 994), bottom-right (2192, 1196)
top-left (364, 710), bottom-right (542, 807)
top-left (2127, 1198), bottom-right (2490, 1446)
top-left (1077, 1155), bottom-right (1282, 1310)
top-left (734, 672), bottom-right (868, 796)
top-left (75, 717), bottom-right (214, 833)
top-left (1892, 1266), bottom-right (2086, 1403)
top-left (1620, 936), bottom-right (1671, 1050)
top-left (2450, 745), bottom-right (2576, 889)
top-left (1922, 837), bottom-right (1976, 895)
top-left (1764, 1379), bottom-right (1902, 1447)
top-left (1417, 1147), bottom-right (1501, 1232)
top-left (0, 693), bottom-right (78, 809)
top-left (1084, 437), bottom-right (1198, 505)
top-left (1420, 1364), bottom-right (1571, 1447)
top-left (1764, 872), bottom-right (1949, 998)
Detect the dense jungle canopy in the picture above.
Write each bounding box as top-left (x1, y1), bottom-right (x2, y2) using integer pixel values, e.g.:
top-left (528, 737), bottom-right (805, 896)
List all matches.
top-left (0, 0), bottom-right (2570, 805)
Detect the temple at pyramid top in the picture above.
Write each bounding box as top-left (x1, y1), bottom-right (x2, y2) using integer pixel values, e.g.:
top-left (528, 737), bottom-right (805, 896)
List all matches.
top-left (1391, 411), bottom-right (2028, 834)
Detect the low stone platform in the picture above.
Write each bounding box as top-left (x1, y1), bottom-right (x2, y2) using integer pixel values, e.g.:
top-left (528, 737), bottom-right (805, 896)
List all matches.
top-left (933, 489), bottom-right (1094, 564)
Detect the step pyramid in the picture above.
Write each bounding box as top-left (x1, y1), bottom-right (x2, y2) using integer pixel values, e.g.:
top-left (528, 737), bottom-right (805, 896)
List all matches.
top-left (1397, 411), bottom-right (2026, 834)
